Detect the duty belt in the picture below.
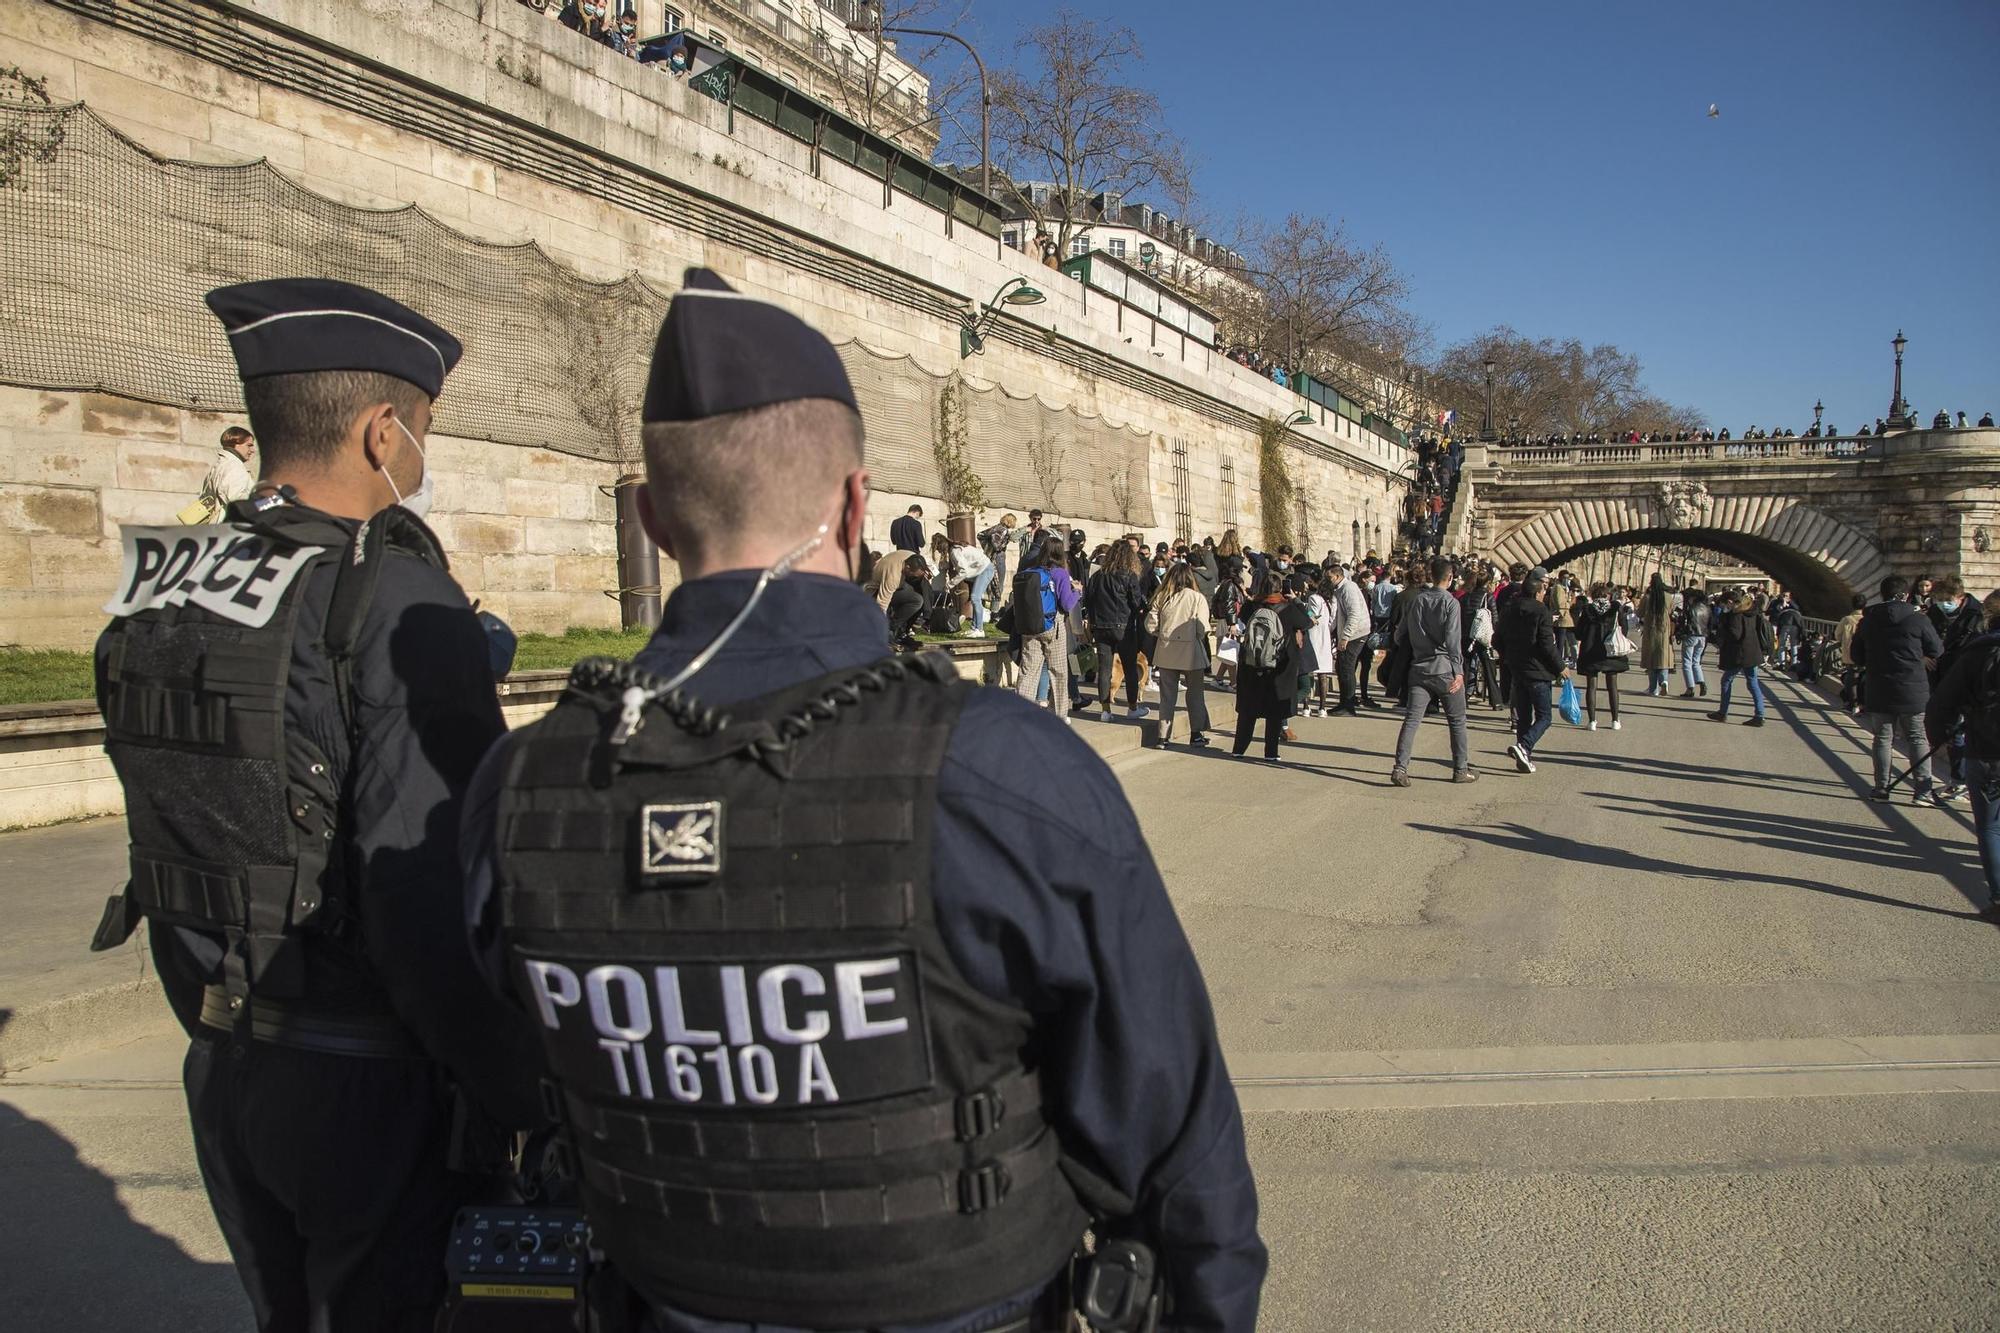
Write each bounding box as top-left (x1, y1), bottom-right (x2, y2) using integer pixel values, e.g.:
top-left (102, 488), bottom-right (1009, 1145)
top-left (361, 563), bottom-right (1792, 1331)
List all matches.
top-left (199, 984), bottom-right (421, 1059)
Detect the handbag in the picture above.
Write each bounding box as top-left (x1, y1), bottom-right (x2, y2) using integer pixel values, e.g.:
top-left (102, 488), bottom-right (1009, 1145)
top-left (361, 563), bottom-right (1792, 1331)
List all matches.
top-left (176, 494), bottom-right (222, 525)
top-left (1609, 625), bottom-right (1636, 658)
top-left (1558, 677), bottom-right (1583, 725)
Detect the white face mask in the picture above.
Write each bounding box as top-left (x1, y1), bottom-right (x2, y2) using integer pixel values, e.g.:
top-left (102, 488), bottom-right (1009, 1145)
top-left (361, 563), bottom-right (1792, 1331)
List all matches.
top-left (382, 417), bottom-right (433, 519)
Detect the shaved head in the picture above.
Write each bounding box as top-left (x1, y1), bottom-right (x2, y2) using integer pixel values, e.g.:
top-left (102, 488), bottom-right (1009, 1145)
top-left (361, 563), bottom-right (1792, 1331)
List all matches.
top-left (640, 398), bottom-right (864, 570)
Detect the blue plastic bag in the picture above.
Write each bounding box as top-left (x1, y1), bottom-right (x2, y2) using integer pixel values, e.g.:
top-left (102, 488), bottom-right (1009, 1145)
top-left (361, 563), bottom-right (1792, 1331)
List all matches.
top-left (1558, 677), bottom-right (1583, 725)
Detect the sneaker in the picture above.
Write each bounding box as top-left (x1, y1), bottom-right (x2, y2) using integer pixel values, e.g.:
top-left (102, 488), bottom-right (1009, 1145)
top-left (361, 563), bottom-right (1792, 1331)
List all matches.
top-left (1390, 768), bottom-right (1411, 788)
top-left (1935, 785), bottom-right (1970, 806)
top-left (1707, 712), bottom-right (1727, 723)
top-left (1507, 742), bottom-right (1535, 773)
top-left (1099, 706), bottom-right (1113, 721)
top-left (1188, 734), bottom-right (1211, 748)
top-left (1679, 690), bottom-right (1697, 699)
top-left (1911, 789), bottom-right (1941, 807)
top-left (1128, 705), bottom-right (1152, 720)
top-left (1588, 720), bottom-right (1598, 731)
top-left (959, 626), bottom-right (987, 638)
top-left (1611, 719), bottom-right (1621, 731)
top-left (1744, 717), bottom-right (1765, 727)
top-left (1869, 786), bottom-right (1892, 802)
top-left (1453, 768), bottom-right (1480, 784)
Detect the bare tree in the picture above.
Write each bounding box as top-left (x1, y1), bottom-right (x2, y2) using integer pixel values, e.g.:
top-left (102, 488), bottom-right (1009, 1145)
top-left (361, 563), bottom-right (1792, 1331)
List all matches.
top-left (1433, 327), bottom-right (1700, 438)
top-left (825, 0), bottom-right (977, 155)
top-left (1231, 214), bottom-right (1417, 383)
top-left (1027, 424), bottom-right (1068, 511)
top-left (989, 10), bottom-right (1183, 256)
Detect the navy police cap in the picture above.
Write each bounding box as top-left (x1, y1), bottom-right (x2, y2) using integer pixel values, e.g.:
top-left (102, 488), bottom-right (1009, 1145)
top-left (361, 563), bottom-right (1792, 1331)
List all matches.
top-left (204, 278), bottom-right (463, 400)
top-left (642, 269), bottom-right (858, 424)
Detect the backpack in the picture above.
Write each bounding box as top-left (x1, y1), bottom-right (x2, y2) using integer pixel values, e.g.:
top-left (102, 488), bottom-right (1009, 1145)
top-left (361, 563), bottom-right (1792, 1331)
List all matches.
top-left (979, 524), bottom-right (1008, 557)
top-left (1242, 604), bottom-right (1286, 671)
top-left (1755, 613), bottom-right (1775, 656)
top-left (1010, 567), bottom-right (1053, 636)
top-left (1211, 581), bottom-right (1244, 623)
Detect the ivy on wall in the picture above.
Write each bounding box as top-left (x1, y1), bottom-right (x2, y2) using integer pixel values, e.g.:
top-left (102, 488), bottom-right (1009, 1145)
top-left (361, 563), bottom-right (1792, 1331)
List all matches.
top-left (933, 372), bottom-right (986, 514)
top-left (1257, 415), bottom-right (1297, 550)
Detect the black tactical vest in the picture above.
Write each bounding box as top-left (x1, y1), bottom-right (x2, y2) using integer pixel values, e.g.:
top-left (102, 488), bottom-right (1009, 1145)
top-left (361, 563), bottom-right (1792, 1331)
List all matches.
top-left (92, 507), bottom-right (431, 1053)
top-left (495, 654), bottom-right (1089, 1327)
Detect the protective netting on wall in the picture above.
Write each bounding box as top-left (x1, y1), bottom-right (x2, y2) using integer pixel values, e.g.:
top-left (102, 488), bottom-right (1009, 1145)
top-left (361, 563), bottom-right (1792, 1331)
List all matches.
top-left (0, 100), bottom-right (1153, 524)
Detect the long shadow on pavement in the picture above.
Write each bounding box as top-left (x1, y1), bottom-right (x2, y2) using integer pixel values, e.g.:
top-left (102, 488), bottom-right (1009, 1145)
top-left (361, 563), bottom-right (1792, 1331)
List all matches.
top-left (1585, 794), bottom-right (1982, 875)
top-left (0, 1008), bottom-right (241, 1326)
top-left (1408, 821), bottom-right (1988, 921)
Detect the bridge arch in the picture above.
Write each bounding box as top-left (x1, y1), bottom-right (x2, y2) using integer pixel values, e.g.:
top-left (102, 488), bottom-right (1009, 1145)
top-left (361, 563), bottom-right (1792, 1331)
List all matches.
top-left (1489, 497), bottom-right (1890, 614)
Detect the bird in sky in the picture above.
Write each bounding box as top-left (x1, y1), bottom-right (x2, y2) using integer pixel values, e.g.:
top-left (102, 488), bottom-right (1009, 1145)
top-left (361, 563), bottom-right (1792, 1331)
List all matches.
top-left (1707, 103), bottom-right (1720, 118)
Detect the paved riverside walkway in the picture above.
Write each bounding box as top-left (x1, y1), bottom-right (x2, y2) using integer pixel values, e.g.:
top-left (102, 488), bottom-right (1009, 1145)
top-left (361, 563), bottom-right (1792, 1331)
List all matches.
top-left (2, 673), bottom-right (1996, 1329)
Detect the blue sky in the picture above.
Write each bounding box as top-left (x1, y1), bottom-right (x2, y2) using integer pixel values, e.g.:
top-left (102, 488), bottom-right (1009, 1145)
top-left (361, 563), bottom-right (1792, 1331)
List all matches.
top-left (936, 0), bottom-right (2000, 430)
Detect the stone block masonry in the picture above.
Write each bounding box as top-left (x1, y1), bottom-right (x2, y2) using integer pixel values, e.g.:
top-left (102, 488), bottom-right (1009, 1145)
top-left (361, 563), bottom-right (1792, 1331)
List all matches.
top-left (0, 0), bottom-right (1414, 647)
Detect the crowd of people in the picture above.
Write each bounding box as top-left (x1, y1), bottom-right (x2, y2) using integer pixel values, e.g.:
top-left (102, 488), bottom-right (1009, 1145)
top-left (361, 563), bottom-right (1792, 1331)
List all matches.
top-left (1403, 434), bottom-right (1463, 556)
top-left (859, 508), bottom-right (2000, 860)
top-left (1500, 410), bottom-right (1993, 449)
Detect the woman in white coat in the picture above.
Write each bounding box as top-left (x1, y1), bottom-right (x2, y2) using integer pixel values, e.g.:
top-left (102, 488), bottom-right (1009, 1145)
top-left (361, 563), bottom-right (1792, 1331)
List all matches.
top-left (1143, 563), bottom-right (1214, 747)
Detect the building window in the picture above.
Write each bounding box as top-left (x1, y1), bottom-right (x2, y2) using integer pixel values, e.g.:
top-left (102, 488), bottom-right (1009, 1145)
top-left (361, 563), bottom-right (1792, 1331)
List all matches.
top-left (1002, 229), bottom-right (1022, 251)
top-left (660, 7), bottom-right (682, 31)
top-left (1106, 237), bottom-right (1126, 258)
top-left (708, 29), bottom-right (728, 45)
top-left (1070, 236), bottom-right (1090, 257)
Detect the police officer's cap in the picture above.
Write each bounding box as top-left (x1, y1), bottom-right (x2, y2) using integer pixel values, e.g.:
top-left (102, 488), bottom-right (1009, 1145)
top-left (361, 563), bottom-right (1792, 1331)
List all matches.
top-left (204, 278), bottom-right (463, 400)
top-left (643, 269), bottom-right (858, 424)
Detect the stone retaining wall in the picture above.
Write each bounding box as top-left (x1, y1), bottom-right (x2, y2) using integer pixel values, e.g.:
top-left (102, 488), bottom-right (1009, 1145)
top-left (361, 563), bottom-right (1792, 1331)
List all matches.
top-left (1, 0), bottom-right (1412, 648)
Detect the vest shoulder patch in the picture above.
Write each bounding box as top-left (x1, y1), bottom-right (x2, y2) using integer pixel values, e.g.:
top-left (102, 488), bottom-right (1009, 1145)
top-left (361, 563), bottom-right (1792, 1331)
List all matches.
top-left (104, 525), bottom-right (321, 628)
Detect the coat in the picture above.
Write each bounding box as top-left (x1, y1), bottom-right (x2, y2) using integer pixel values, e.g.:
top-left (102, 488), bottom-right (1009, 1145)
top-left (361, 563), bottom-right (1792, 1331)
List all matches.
top-left (1497, 594), bottom-right (1563, 683)
top-left (1640, 602), bottom-right (1675, 672)
top-left (1145, 587), bottom-right (1211, 673)
top-left (1852, 598), bottom-right (1944, 714)
top-left (1575, 600), bottom-right (1630, 676)
top-left (1083, 568), bottom-right (1143, 641)
top-left (1714, 609), bottom-right (1770, 671)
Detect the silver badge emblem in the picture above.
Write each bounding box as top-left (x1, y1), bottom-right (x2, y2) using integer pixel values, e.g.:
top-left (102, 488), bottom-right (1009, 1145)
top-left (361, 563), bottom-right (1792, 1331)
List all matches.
top-left (641, 801), bottom-right (724, 878)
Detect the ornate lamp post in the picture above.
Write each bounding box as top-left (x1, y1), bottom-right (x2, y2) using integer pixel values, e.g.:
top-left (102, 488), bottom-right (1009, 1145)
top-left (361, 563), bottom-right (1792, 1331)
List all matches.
top-left (1480, 358), bottom-right (1497, 442)
top-left (1886, 331), bottom-right (1914, 430)
top-left (959, 276), bottom-right (1046, 357)
top-left (1813, 399), bottom-right (1824, 434)
top-left (851, 4), bottom-right (991, 197)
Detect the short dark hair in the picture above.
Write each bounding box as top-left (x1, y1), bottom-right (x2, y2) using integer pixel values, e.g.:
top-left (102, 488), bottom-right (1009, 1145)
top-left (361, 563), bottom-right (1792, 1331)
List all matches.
top-left (1429, 556), bottom-right (1454, 583)
top-left (1851, 594), bottom-right (1868, 610)
top-left (1933, 573), bottom-right (1965, 599)
top-left (219, 426), bottom-right (253, 446)
top-left (242, 371), bottom-right (428, 471)
top-left (908, 504), bottom-right (923, 515)
top-left (1880, 575), bottom-right (1907, 600)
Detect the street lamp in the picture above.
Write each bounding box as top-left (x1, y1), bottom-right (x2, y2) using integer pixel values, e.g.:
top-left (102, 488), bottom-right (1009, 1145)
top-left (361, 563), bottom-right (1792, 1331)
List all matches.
top-left (851, 3), bottom-right (990, 198)
top-left (1887, 330), bottom-right (1913, 429)
top-left (1284, 410), bottom-right (1312, 427)
top-left (1480, 358), bottom-right (1497, 442)
top-left (959, 276), bottom-right (1045, 357)
top-left (1813, 399), bottom-right (1824, 433)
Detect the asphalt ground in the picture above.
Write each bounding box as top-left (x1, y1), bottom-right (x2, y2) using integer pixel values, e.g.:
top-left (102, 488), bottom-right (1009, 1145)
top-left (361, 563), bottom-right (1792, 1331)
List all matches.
top-left (2, 669), bottom-right (1995, 1329)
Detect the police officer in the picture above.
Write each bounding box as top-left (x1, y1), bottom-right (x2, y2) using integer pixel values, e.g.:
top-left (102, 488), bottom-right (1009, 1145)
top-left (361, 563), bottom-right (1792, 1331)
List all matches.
top-left (91, 278), bottom-right (545, 1331)
top-left (460, 270), bottom-right (1266, 1331)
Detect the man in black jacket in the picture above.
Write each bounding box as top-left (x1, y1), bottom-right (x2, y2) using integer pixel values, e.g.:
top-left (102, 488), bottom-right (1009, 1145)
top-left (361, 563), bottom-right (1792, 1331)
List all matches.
top-left (1925, 592), bottom-right (2000, 922)
top-left (1925, 574), bottom-right (1986, 801)
top-left (888, 503), bottom-right (925, 553)
top-left (1497, 566), bottom-right (1569, 774)
top-left (1853, 575), bottom-right (1946, 804)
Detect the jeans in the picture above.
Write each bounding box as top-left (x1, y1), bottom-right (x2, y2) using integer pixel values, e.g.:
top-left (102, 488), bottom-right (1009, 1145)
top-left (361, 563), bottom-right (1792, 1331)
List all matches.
top-left (1648, 668), bottom-right (1671, 693)
top-left (1966, 753), bottom-right (2000, 909)
top-left (968, 564), bottom-right (995, 630)
top-left (1717, 666), bottom-right (1764, 719)
top-left (1017, 622), bottom-right (1069, 719)
top-left (1095, 628), bottom-right (1141, 709)
top-left (1680, 635), bottom-right (1707, 688)
top-left (1868, 711), bottom-right (1931, 794)
top-left (1336, 639), bottom-right (1367, 709)
top-left (1511, 677), bottom-right (1553, 754)
top-left (1156, 668), bottom-right (1210, 741)
top-left (1394, 676), bottom-right (1469, 773)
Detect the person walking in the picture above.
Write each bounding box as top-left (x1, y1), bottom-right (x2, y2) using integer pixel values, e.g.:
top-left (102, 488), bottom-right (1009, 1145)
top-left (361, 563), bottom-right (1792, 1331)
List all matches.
top-left (1390, 556), bottom-right (1476, 786)
top-left (1835, 593), bottom-right (1867, 713)
top-left (1327, 563), bottom-right (1373, 715)
top-left (1232, 577), bottom-right (1303, 761)
top-left (1013, 535), bottom-right (1081, 723)
top-left (1498, 566), bottom-right (1568, 773)
top-left (1709, 589), bottom-right (1772, 726)
top-left (187, 425), bottom-right (256, 523)
top-left (1852, 574), bottom-right (1945, 802)
top-left (1145, 563), bottom-right (1213, 748)
top-left (1678, 586), bottom-right (1712, 698)
top-left (1925, 590), bottom-right (2000, 922)
top-left (1084, 540), bottom-right (1149, 719)
top-left (1461, 564), bottom-right (1501, 709)
top-left (1575, 582), bottom-right (1631, 730)
top-left (1640, 574), bottom-right (1675, 695)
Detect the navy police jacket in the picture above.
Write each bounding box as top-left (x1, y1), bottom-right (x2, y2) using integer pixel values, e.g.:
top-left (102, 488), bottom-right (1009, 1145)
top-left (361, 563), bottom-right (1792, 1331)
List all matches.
top-left (461, 571), bottom-right (1266, 1332)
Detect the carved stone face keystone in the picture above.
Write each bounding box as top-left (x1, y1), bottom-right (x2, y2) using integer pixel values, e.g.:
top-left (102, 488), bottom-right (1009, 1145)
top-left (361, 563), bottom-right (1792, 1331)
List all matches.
top-left (1654, 481), bottom-right (1713, 530)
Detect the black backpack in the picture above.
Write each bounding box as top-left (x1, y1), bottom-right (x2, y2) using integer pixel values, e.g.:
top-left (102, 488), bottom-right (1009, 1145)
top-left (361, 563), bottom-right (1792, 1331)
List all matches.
top-left (1969, 644), bottom-right (2000, 754)
top-left (1010, 567), bottom-right (1052, 636)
